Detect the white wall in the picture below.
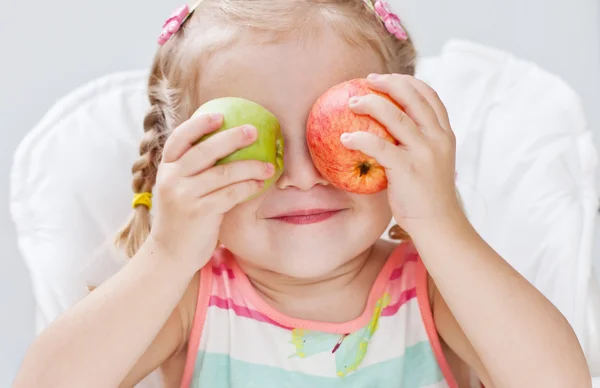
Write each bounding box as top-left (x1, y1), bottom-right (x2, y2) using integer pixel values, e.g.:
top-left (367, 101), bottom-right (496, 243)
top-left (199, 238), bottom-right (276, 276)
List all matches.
top-left (401, 0), bottom-right (600, 137)
top-left (0, 0), bottom-right (598, 385)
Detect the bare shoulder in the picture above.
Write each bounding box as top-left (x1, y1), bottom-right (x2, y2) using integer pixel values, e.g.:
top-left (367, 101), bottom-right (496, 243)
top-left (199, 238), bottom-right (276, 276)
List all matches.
top-left (179, 272), bottom-right (201, 346)
top-left (427, 275), bottom-right (492, 386)
top-left (119, 273), bottom-right (200, 388)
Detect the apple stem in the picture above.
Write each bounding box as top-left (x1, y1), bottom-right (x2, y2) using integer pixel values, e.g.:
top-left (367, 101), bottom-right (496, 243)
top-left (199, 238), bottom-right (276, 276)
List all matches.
top-left (358, 162), bottom-right (371, 177)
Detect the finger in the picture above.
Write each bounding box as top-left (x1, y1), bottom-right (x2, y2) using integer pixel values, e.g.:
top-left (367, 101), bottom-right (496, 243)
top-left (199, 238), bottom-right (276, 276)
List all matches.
top-left (340, 131), bottom-right (404, 170)
top-left (408, 78), bottom-right (452, 132)
top-left (201, 180), bottom-right (265, 214)
top-left (162, 113), bottom-right (224, 163)
top-left (177, 125), bottom-right (258, 177)
top-left (348, 93), bottom-right (425, 148)
top-left (366, 74), bottom-right (440, 130)
top-left (189, 160), bottom-right (275, 197)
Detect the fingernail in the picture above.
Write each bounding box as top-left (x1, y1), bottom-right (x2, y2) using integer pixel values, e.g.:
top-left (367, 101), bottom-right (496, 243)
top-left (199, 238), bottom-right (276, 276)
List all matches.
top-left (348, 97), bottom-right (360, 106)
top-left (242, 125), bottom-right (256, 139)
top-left (265, 163), bottom-right (275, 175)
top-left (367, 73), bottom-right (381, 81)
top-left (340, 133), bottom-right (353, 143)
top-left (209, 113), bottom-right (222, 122)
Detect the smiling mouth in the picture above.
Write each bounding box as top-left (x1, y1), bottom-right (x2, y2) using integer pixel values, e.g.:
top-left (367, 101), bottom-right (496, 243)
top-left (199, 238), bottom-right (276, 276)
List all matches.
top-left (269, 209), bottom-right (346, 225)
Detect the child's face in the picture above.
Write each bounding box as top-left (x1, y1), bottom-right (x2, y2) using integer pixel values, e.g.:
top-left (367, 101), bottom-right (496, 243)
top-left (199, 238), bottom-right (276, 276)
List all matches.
top-left (199, 28), bottom-right (393, 278)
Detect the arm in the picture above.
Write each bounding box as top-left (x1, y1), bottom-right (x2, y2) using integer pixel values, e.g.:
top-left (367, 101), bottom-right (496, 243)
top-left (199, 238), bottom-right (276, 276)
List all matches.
top-left (420, 210), bottom-right (591, 388)
top-left (14, 109), bottom-right (273, 388)
top-left (344, 73), bottom-right (591, 388)
top-left (428, 276), bottom-right (493, 387)
top-left (13, 237), bottom-right (196, 388)
top-left (121, 272), bottom-right (199, 388)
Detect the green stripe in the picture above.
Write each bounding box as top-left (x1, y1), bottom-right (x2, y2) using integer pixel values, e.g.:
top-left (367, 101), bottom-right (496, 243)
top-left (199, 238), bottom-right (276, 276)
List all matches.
top-left (191, 341), bottom-right (444, 387)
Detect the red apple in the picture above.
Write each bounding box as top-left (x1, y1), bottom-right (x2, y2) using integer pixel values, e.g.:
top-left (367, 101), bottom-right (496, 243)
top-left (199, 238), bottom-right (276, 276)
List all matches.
top-left (306, 78), bottom-right (399, 194)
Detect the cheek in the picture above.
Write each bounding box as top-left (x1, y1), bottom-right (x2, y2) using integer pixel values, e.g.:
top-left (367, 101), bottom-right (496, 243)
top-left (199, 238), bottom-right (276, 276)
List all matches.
top-left (351, 190), bottom-right (392, 221)
top-left (345, 190), bottom-right (392, 240)
top-left (218, 199), bottom-right (260, 248)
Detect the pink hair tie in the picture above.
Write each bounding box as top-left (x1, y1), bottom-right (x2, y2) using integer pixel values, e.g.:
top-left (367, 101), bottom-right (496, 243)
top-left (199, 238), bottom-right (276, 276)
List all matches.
top-left (373, 0), bottom-right (408, 40)
top-left (158, 5), bottom-right (191, 46)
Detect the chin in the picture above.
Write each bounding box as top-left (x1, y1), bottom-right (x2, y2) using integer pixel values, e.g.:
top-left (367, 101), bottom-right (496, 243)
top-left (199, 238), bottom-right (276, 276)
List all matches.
top-left (235, 228), bottom-right (381, 279)
top-left (277, 243), bottom-right (356, 278)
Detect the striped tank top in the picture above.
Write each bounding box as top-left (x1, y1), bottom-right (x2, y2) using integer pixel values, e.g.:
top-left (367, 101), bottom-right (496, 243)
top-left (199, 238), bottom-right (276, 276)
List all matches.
top-left (180, 242), bottom-right (458, 387)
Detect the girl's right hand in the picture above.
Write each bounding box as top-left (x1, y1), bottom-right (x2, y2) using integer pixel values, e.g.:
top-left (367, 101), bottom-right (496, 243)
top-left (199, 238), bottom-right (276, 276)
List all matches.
top-left (149, 113), bottom-right (275, 272)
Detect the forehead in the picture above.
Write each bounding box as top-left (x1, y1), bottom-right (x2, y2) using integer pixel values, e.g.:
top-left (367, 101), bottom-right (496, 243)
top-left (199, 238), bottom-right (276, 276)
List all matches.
top-left (198, 28), bottom-right (385, 126)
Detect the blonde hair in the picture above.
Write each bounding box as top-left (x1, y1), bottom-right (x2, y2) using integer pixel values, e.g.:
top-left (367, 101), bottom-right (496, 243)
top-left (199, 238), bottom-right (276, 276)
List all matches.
top-left (115, 0), bottom-right (417, 257)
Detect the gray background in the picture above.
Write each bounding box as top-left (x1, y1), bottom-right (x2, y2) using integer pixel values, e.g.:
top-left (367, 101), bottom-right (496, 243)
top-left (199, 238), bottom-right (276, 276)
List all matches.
top-left (1, 0), bottom-right (599, 385)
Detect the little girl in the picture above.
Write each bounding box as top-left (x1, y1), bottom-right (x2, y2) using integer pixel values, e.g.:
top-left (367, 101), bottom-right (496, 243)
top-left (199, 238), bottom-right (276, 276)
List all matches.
top-left (14, 1), bottom-right (591, 387)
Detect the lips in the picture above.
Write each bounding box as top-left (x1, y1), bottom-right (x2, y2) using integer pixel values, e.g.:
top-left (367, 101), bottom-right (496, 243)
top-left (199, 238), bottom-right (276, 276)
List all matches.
top-left (267, 208), bottom-right (346, 225)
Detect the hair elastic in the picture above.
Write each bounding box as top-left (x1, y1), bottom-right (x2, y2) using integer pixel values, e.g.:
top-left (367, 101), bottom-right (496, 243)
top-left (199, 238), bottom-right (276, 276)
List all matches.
top-left (132, 192), bottom-right (153, 210)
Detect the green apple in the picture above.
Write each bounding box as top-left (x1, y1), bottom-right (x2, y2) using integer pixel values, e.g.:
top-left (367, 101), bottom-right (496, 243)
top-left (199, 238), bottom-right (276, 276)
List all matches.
top-left (193, 97), bottom-right (285, 194)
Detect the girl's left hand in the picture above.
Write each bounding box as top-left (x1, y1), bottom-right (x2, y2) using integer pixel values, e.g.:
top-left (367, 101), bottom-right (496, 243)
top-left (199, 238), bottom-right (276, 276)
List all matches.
top-left (341, 73), bottom-right (462, 235)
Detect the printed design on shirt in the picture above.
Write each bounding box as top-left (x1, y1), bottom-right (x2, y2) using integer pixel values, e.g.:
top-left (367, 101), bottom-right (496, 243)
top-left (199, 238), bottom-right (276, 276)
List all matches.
top-left (289, 292), bottom-right (391, 377)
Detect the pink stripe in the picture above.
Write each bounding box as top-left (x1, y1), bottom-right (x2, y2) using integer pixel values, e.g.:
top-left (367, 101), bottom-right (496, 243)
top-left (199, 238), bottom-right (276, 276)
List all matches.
top-left (416, 258), bottom-right (459, 387)
top-left (208, 296), bottom-right (292, 330)
top-left (212, 264), bottom-right (235, 279)
top-left (389, 253), bottom-right (419, 280)
top-left (381, 287), bottom-right (417, 316)
top-left (389, 267), bottom-right (404, 281)
top-left (180, 268), bottom-right (212, 388)
top-left (211, 272), bottom-right (250, 305)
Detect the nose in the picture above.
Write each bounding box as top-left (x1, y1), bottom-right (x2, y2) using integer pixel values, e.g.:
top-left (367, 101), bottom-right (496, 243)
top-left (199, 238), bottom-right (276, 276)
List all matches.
top-left (276, 133), bottom-right (329, 191)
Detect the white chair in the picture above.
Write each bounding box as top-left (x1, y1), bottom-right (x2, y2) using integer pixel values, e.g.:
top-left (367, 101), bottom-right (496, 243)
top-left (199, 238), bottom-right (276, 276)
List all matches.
top-left (10, 39), bottom-right (600, 386)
